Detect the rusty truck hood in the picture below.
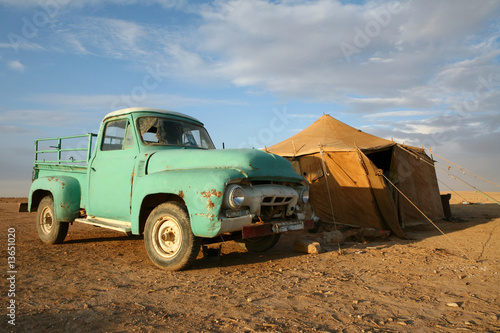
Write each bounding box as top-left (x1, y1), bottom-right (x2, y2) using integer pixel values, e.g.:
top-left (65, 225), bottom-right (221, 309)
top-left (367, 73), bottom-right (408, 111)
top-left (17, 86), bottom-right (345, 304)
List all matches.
top-left (145, 148), bottom-right (304, 182)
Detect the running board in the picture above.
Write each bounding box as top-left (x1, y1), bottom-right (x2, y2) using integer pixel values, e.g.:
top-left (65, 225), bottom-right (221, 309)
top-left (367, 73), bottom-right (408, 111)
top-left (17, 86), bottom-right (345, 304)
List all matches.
top-left (74, 217), bottom-right (132, 235)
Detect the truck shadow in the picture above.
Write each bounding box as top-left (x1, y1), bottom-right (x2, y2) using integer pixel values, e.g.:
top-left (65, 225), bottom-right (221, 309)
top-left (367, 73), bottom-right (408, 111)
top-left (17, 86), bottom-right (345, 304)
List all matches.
top-left (64, 234), bottom-right (143, 244)
top-left (192, 233), bottom-right (309, 270)
top-left (63, 231), bottom-right (306, 270)
top-left (61, 200), bottom-right (499, 271)
top-left (192, 248), bottom-right (305, 271)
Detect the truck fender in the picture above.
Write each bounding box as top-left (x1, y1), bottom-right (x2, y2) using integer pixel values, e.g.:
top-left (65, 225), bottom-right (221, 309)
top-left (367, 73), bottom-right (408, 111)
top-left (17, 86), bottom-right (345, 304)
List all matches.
top-left (132, 168), bottom-right (240, 237)
top-left (29, 176), bottom-right (81, 222)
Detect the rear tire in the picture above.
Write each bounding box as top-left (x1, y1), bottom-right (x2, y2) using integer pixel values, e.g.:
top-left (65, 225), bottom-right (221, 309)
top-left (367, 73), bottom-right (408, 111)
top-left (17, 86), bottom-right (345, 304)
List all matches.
top-left (36, 196), bottom-right (68, 244)
top-left (144, 202), bottom-right (200, 271)
top-left (237, 234), bottom-right (281, 252)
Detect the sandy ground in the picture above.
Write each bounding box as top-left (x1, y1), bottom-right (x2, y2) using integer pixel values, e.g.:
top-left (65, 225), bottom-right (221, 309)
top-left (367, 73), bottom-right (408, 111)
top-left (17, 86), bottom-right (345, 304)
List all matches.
top-left (1, 192), bottom-right (499, 332)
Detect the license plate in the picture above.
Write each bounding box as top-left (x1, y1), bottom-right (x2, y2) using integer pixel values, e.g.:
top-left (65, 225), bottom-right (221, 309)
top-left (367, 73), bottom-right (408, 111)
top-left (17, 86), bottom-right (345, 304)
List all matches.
top-left (272, 221), bottom-right (305, 233)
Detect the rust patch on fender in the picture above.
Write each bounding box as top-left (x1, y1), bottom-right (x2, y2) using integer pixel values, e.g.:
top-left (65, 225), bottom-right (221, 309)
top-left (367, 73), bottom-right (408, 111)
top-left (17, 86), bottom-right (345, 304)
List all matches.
top-left (60, 203), bottom-right (69, 209)
top-left (201, 189), bottom-right (223, 198)
top-left (206, 199), bottom-right (215, 210)
top-left (195, 213), bottom-right (215, 219)
top-left (179, 190), bottom-right (184, 199)
top-left (200, 190), bottom-right (213, 198)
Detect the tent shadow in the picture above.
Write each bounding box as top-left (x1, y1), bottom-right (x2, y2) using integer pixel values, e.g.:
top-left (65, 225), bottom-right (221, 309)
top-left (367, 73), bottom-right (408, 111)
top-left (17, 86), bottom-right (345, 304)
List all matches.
top-left (408, 203), bottom-right (499, 235)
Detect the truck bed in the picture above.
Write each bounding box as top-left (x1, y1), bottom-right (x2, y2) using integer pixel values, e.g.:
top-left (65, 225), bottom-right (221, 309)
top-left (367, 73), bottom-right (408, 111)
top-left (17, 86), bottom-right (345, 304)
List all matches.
top-left (32, 133), bottom-right (97, 209)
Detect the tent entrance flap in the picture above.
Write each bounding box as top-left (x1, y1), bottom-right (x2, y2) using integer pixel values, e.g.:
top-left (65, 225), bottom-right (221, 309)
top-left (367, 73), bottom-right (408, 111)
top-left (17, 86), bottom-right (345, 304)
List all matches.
top-left (299, 152), bottom-right (389, 230)
top-left (364, 147), bottom-right (393, 174)
top-left (357, 149), bottom-right (406, 238)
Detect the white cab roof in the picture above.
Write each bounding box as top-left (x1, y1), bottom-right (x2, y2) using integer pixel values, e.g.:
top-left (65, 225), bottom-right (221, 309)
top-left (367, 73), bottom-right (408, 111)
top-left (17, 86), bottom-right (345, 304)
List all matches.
top-left (103, 107), bottom-right (202, 124)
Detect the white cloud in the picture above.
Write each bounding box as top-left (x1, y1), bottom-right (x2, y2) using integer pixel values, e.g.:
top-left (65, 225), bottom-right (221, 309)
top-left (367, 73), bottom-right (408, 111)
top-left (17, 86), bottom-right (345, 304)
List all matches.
top-left (0, 125), bottom-right (28, 134)
top-left (8, 60), bottom-right (26, 72)
top-left (364, 110), bottom-right (437, 119)
top-left (0, 0), bottom-right (189, 10)
top-left (53, 17), bottom-right (151, 59)
top-left (1, 1), bottom-right (499, 177)
top-left (0, 109), bottom-right (90, 128)
top-left (366, 57), bottom-right (395, 64)
top-left (368, 112), bottom-right (500, 148)
top-left (386, 137), bottom-right (417, 145)
top-left (0, 42), bottom-right (44, 51)
top-left (288, 113), bottom-right (322, 119)
top-left (398, 0), bottom-right (497, 46)
top-left (11, 0), bottom-right (498, 115)
top-left (400, 123), bottom-right (457, 135)
top-left (188, 0), bottom-right (499, 109)
top-left (348, 97), bottom-right (410, 106)
top-left (30, 93), bottom-right (242, 111)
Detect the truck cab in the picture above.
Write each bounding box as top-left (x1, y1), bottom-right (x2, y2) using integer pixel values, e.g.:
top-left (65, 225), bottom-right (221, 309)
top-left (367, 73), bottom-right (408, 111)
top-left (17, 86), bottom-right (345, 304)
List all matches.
top-left (27, 108), bottom-right (312, 270)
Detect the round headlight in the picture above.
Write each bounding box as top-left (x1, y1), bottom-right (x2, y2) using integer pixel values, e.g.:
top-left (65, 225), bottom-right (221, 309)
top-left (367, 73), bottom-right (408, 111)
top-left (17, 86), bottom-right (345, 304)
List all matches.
top-left (300, 188), bottom-right (310, 204)
top-left (226, 185), bottom-right (246, 209)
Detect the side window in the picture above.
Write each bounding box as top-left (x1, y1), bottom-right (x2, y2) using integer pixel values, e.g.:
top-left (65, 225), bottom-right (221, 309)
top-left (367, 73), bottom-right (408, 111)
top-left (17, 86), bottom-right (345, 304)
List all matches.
top-left (123, 123), bottom-right (134, 149)
top-left (102, 119), bottom-right (134, 151)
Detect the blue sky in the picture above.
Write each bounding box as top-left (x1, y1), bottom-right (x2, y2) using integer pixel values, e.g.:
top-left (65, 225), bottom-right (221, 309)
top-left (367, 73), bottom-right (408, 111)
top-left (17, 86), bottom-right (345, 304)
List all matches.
top-left (0, 0), bottom-right (499, 196)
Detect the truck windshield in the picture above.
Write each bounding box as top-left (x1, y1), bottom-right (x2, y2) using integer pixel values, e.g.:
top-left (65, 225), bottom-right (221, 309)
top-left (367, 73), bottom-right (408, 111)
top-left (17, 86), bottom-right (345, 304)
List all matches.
top-left (138, 117), bottom-right (215, 149)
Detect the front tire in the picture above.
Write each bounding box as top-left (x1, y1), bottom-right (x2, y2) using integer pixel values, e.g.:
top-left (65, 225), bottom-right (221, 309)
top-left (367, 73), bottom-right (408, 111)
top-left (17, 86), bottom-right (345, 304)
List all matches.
top-left (36, 196), bottom-right (69, 244)
top-left (144, 202), bottom-right (200, 271)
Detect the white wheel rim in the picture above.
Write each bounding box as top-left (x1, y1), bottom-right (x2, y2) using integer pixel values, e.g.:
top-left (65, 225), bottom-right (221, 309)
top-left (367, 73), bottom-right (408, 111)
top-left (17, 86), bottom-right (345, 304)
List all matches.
top-left (151, 215), bottom-right (182, 259)
top-left (40, 206), bottom-right (53, 234)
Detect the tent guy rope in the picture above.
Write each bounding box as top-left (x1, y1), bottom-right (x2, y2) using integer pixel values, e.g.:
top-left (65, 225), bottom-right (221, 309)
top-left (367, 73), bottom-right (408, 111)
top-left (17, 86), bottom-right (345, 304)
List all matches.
top-left (434, 165), bottom-right (500, 206)
top-left (429, 149), bottom-right (500, 189)
top-left (397, 145), bottom-right (500, 206)
top-left (379, 172), bottom-right (475, 263)
top-left (437, 179), bottom-right (477, 206)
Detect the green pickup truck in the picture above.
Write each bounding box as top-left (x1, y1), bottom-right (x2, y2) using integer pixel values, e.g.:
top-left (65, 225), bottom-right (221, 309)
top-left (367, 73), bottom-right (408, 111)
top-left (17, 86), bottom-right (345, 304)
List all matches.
top-left (24, 108), bottom-right (313, 270)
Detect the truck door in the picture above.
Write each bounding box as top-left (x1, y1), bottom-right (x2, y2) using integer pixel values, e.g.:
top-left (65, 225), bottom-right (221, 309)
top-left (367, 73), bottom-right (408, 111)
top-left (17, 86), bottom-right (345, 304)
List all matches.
top-left (88, 117), bottom-right (137, 221)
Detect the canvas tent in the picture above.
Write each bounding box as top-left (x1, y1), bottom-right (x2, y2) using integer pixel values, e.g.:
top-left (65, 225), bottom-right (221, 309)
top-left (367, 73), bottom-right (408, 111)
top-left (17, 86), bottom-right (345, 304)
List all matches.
top-left (266, 115), bottom-right (444, 238)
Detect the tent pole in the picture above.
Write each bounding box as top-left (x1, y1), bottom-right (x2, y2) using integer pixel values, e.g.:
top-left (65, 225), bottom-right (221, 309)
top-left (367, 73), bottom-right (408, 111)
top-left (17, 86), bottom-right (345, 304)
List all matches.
top-left (319, 144), bottom-right (337, 225)
top-left (319, 144), bottom-right (342, 253)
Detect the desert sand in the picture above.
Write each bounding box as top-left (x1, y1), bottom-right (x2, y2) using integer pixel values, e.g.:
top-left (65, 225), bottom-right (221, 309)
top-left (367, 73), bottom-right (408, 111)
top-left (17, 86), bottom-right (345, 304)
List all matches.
top-left (1, 191), bottom-right (499, 332)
